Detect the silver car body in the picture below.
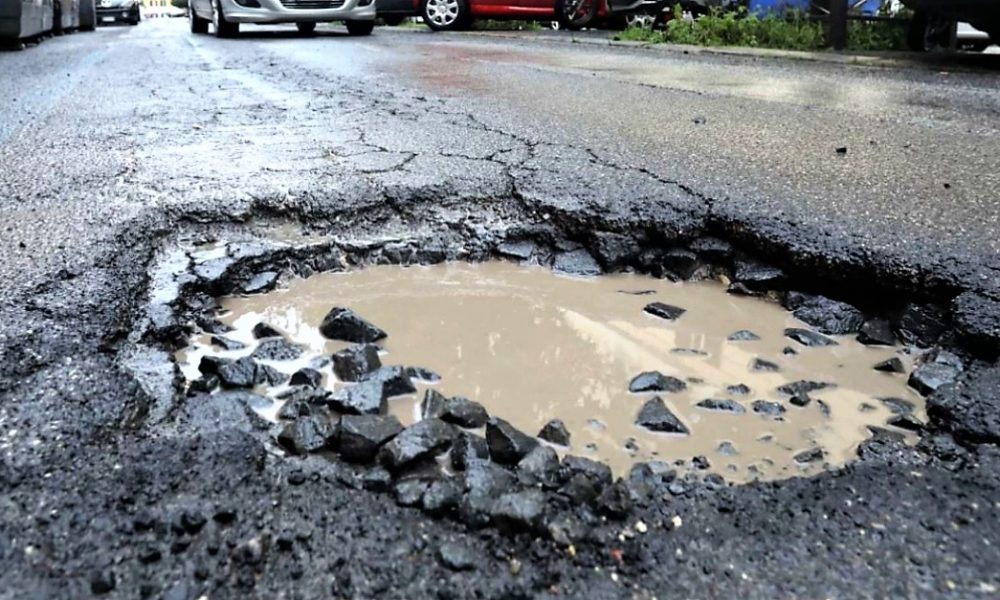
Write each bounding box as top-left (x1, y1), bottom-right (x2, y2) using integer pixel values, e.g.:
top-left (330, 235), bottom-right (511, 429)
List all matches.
top-left (190, 0), bottom-right (374, 24)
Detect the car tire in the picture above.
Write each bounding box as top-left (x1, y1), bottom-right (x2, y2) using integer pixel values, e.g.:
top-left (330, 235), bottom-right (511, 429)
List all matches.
top-left (555, 0), bottom-right (598, 30)
top-left (190, 6), bottom-right (209, 33)
top-left (345, 19), bottom-right (374, 35)
top-left (966, 41), bottom-right (989, 52)
top-left (382, 15), bottom-right (405, 26)
top-left (296, 22), bottom-right (316, 34)
top-left (213, 0), bottom-right (239, 37)
top-left (421, 0), bottom-right (470, 31)
top-left (907, 10), bottom-right (952, 52)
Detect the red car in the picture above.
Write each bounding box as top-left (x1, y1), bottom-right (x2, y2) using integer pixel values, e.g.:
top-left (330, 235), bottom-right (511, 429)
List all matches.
top-left (414, 0), bottom-right (618, 31)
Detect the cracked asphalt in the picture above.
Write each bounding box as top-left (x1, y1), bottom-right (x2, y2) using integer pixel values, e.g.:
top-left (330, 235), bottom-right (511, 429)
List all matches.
top-left (1, 18), bottom-right (1000, 599)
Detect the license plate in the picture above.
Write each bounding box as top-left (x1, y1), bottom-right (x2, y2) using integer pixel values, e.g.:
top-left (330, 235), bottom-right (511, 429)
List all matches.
top-left (102, 16), bottom-right (115, 22)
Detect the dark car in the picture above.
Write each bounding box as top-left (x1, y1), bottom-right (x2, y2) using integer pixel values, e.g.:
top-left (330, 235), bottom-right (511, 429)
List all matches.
top-left (96, 0), bottom-right (140, 25)
top-left (902, 0), bottom-right (999, 49)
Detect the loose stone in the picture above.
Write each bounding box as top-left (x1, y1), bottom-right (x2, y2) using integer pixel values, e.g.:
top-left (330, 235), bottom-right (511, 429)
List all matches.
top-left (318, 307), bottom-right (387, 343)
top-left (727, 329), bottom-right (760, 341)
top-left (696, 398), bottom-right (746, 414)
top-left (378, 418), bottom-right (456, 470)
top-left (252, 322), bottom-right (283, 339)
top-left (629, 371), bottom-right (686, 393)
top-left (289, 367), bottom-right (322, 388)
top-left (643, 302), bottom-right (686, 321)
top-left (332, 344), bottom-right (382, 382)
top-left (873, 357), bottom-right (905, 373)
top-left (486, 418), bottom-right (539, 465)
top-left (636, 397), bottom-right (689, 434)
top-left (440, 397), bottom-right (489, 429)
top-left (338, 414), bottom-right (403, 463)
top-left (784, 328), bottom-right (838, 347)
top-left (537, 419), bottom-right (571, 446)
top-left (251, 337), bottom-right (305, 361)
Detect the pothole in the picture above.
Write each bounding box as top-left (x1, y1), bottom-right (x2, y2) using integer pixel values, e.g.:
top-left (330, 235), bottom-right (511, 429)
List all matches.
top-left (176, 260), bottom-right (924, 483)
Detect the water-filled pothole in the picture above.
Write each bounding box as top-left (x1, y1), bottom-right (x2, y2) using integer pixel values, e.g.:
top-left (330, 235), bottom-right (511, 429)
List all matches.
top-left (178, 261), bottom-right (924, 482)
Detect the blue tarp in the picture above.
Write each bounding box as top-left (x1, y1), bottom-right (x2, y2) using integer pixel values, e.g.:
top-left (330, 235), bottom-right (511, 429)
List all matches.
top-left (748, 0), bottom-right (883, 16)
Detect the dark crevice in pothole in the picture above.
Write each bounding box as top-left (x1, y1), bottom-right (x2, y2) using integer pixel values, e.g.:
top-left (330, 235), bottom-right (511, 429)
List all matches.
top-left (120, 197), bottom-right (1000, 542)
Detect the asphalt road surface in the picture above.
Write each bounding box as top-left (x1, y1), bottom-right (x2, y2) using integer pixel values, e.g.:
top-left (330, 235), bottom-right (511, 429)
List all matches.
top-left (1, 18), bottom-right (999, 599)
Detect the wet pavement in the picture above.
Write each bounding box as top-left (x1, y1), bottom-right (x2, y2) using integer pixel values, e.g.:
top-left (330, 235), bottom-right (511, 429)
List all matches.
top-left (1, 18), bottom-right (1000, 599)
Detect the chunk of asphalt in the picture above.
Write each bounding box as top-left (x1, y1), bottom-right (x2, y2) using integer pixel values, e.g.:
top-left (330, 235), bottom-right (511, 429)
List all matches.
top-left (251, 337), bottom-right (305, 361)
top-left (394, 479), bottom-right (430, 507)
top-left (727, 329), bottom-right (760, 341)
top-left (459, 460), bottom-right (517, 528)
top-left (857, 319), bottom-right (896, 346)
top-left (794, 447), bottom-right (825, 464)
top-left (635, 397), bottom-right (689, 434)
top-left (378, 418), bottom-right (456, 471)
top-left (331, 344), bottom-right (382, 382)
top-left (490, 489), bottom-right (547, 534)
top-left (926, 364), bottom-right (1000, 444)
top-left (516, 445), bottom-right (560, 488)
top-left (277, 398), bottom-right (312, 420)
top-left (318, 307), bottom-right (387, 343)
top-left (537, 419), bottom-right (571, 446)
top-left (896, 303), bottom-right (948, 347)
top-left (776, 380), bottom-right (833, 396)
top-left (420, 389), bottom-right (447, 419)
top-left (552, 249), bottom-right (601, 276)
top-left (629, 371), bottom-right (686, 393)
top-left (558, 455), bottom-right (613, 503)
top-left (217, 357), bottom-right (266, 388)
top-left (188, 374), bottom-right (219, 395)
top-left (661, 248), bottom-right (701, 279)
top-left (751, 358), bottom-right (780, 372)
top-left (406, 366), bottom-right (441, 382)
top-left (276, 415), bottom-right (336, 455)
top-left (326, 379), bottom-right (386, 415)
top-left (276, 385), bottom-right (329, 406)
top-left (450, 433), bottom-right (489, 472)
top-left (289, 367), bottom-right (322, 388)
top-left (909, 357), bottom-right (963, 396)
top-left (689, 236), bottom-right (733, 261)
top-left (422, 478), bottom-right (462, 514)
top-left (362, 366), bottom-right (416, 398)
top-left (337, 414), bottom-right (403, 463)
top-left (879, 397), bottom-right (915, 415)
top-left (439, 397), bottom-right (489, 429)
top-left (873, 357), bottom-right (905, 373)
top-left (198, 355), bottom-right (231, 377)
top-left (732, 257), bottom-right (784, 289)
top-left (785, 292), bottom-right (864, 335)
top-left (752, 400), bottom-right (787, 418)
top-left (888, 414), bottom-right (924, 432)
top-left (643, 302), bottom-right (686, 321)
top-left (789, 390), bottom-right (812, 407)
top-left (496, 240), bottom-right (536, 260)
top-left (696, 398), bottom-right (746, 414)
top-left (486, 417), bottom-right (539, 465)
top-left (252, 322), bottom-right (283, 339)
top-left (595, 479), bottom-right (632, 520)
top-left (210, 335), bottom-right (245, 351)
top-left (784, 328), bottom-right (838, 347)
top-left (726, 384), bottom-right (751, 396)
top-left (243, 271), bottom-right (278, 294)
top-left (437, 542), bottom-right (476, 572)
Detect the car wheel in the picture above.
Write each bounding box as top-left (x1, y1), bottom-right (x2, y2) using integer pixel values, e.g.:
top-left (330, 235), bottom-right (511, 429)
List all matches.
top-left (556, 0), bottom-right (598, 30)
top-left (190, 6), bottom-right (209, 33)
top-left (624, 12), bottom-right (655, 29)
top-left (382, 15), bottom-right (405, 26)
top-left (213, 0), bottom-right (239, 37)
top-left (966, 41), bottom-right (989, 52)
top-left (345, 19), bottom-right (374, 35)
top-left (296, 22), bottom-right (316, 34)
top-left (421, 0), bottom-right (469, 31)
top-left (907, 10), bottom-right (952, 52)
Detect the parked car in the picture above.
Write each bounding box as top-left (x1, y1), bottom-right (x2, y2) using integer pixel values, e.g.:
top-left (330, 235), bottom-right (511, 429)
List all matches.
top-left (0, 0), bottom-right (55, 41)
top-left (188, 0), bottom-right (376, 36)
top-left (376, 0), bottom-right (413, 24)
top-left (96, 0), bottom-right (140, 24)
top-left (901, 0), bottom-right (999, 50)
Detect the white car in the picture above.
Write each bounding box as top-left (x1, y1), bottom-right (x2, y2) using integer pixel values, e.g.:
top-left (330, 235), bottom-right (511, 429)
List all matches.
top-left (188, 0), bottom-right (375, 37)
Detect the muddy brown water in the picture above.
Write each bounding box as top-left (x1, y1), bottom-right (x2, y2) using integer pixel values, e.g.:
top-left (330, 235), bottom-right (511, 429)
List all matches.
top-left (178, 261), bottom-right (924, 482)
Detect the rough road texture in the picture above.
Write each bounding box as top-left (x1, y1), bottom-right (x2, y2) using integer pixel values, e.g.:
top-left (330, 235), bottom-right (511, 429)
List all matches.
top-left (1, 21), bottom-right (999, 599)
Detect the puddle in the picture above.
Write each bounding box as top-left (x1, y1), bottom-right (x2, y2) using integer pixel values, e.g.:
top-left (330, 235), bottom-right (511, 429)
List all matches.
top-left (177, 261), bottom-right (924, 482)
